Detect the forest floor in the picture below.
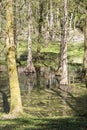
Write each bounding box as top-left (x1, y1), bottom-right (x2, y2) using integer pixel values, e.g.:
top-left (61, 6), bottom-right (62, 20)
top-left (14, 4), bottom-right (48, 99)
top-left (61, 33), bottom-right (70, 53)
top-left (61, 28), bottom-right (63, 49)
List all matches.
top-left (0, 29), bottom-right (86, 130)
top-left (0, 116), bottom-right (87, 130)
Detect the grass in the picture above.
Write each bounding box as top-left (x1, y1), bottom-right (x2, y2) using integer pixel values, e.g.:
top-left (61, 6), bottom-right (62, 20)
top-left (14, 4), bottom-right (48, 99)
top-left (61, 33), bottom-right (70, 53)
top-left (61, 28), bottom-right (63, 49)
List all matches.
top-left (16, 40), bottom-right (84, 68)
top-left (0, 116), bottom-right (87, 130)
top-left (68, 42), bottom-right (84, 63)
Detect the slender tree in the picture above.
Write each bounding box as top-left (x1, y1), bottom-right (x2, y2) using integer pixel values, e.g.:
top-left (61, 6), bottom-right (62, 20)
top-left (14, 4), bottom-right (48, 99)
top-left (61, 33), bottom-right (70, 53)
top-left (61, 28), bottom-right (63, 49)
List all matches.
top-left (24, 0), bottom-right (35, 73)
top-left (6, 0), bottom-right (23, 115)
top-left (83, 6), bottom-right (87, 87)
top-left (49, 0), bottom-right (54, 40)
top-left (57, 0), bottom-right (68, 87)
top-left (38, 0), bottom-right (44, 42)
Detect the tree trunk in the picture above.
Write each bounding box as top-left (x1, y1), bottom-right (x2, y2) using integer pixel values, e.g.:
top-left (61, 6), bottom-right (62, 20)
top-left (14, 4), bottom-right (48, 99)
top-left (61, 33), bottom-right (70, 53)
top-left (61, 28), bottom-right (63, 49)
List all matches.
top-left (13, 0), bottom-right (18, 61)
top-left (57, 0), bottom-right (68, 87)
top-left (83, 8), bottom-right (87, 88)
top-left (24, 1), bottom-right (35, 74)
top-left (38, 0), bottom-right (43, 43)
top-left (6, 0), bottom-right (23, 115)
top-left (49, 0), bottom-right (54, 40)
top-left (13, 0), bottom-right (17, 46)
top-left (45, 0), bottom-right (50, 45)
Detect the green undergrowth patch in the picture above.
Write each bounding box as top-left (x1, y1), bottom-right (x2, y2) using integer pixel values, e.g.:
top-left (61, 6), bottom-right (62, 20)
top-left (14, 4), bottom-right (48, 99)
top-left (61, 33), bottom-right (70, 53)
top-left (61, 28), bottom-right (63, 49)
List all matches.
top-left (0, 116), bottom-right (87, 130)
top-left (41, 42), bottom-right (59, 54)
top-left (17, 40), bottom-right (84, 67)
top-left (17, 40), bottom-right (28, 58)
top-left (68, 42), bottom-right (84, 63)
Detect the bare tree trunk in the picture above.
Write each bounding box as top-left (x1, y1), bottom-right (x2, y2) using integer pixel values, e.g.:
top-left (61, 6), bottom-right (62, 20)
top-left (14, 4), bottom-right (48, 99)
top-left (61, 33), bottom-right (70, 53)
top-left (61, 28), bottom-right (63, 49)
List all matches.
top-left (6, 0), bottom-right (23, 115)
top-left (46, 0), bottom-right (49, 28)
top-left (49, 0), bottom-right (54, 40)
top-left (38, 0), bottom-right (43, 43)
top-left (13, 0), bottom-right (17, 46)
top-left (57, 0), bottom-right (68, 87)
top-left (24, 1), bottom-right (35, 74)
top-left (45, 0), bottom-right (50, 45)
top-left (13, 0), bottom-right (19, 61)
top-left (83, 8), bottom-right (87, 88)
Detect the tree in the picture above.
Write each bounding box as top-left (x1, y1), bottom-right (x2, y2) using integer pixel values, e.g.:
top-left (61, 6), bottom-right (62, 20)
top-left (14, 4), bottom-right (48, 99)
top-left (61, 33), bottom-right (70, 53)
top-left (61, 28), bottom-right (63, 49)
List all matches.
top-left (56, 0), bottom-right (68, 87)
top-left (24, 0), bottom-right (35, 74)
top-left (38, 0), bottom-right (44, 42)
top-left (83, 6), bottom-right (87, 87)
top-left (6, 0), bottom-right (23, 115)
top-left (49, 0), bottom-right (54, 40)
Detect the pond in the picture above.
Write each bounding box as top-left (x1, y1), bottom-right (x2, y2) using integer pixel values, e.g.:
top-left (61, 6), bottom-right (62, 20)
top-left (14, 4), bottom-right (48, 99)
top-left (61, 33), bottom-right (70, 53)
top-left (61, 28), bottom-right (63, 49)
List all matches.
top-left (0, 65), bottom-right (86, 117)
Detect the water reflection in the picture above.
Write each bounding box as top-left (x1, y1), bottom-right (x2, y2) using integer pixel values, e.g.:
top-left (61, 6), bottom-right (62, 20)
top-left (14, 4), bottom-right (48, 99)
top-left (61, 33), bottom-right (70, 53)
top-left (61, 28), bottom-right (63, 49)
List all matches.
top-left (18, 67), bottom-right (69, 117)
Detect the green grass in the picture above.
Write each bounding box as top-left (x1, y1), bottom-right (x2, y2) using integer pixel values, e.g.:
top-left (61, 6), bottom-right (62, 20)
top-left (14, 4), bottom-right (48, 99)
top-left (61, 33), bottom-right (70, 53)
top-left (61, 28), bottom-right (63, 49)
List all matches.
top-left (16, 40), bottom-right (84, 77)
top-left (41, 42), bottom-right (59, 54)
top-left (17, 40), bottom-right (84, 67)
top-left (0, 116), bottom-right (87, 130)
top-left (68, 42), bottom-right (84, 63)
top-left (17, 40), bottom-right (28, 57)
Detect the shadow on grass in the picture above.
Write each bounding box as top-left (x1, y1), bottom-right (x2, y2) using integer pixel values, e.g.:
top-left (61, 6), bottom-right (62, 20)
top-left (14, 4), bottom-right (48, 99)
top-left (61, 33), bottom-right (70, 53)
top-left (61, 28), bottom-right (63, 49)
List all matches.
top-left (0, 117), bottom-right (87, 130)
top-left (50, 86), bottom-right (87, 117)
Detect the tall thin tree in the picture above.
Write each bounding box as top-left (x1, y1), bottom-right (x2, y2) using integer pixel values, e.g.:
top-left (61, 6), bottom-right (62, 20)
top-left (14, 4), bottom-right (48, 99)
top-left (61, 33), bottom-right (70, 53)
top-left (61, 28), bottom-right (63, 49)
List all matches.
top-left (24, 0), bottom-right (35, 73)
top-left (83, 6), bottom-right (87, 87)
top-left (6, 0), bottom-right (23, 115)
top-left (57, 0), bottom-right (68, 87)
top-left (49, 0), bottom-right (54, 40)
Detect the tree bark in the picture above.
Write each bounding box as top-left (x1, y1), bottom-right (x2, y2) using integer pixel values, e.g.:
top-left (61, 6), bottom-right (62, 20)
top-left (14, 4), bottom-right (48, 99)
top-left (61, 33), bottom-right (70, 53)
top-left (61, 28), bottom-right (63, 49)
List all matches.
top-left (45, 0), bottom-right (50, 45)
top-left (49, 0), bottom-right (54, 40)
top-left (24, 0), bottom-right (35, 74)
top-left (57, 0), bottom-right (68, 87)
top-left (38, 0), bottom-right (43, 43)
top-left (83, 8), bottom-right (87, 88)
top-left (6, 0), bottom-right (23, 115)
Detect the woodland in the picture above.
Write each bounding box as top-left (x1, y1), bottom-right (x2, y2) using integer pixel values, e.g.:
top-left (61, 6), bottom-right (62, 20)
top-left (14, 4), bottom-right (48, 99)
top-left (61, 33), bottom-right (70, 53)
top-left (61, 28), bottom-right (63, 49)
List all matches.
top-left (0, 0), bottom-right (87, 130)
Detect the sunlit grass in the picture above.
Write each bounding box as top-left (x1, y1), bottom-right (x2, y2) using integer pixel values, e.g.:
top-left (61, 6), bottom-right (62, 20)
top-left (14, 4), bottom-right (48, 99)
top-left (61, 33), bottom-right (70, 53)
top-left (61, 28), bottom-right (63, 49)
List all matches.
top-left (68, 42), bottom-right (84, 63)
top-left (18, 40), bottom-right (84, 63)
